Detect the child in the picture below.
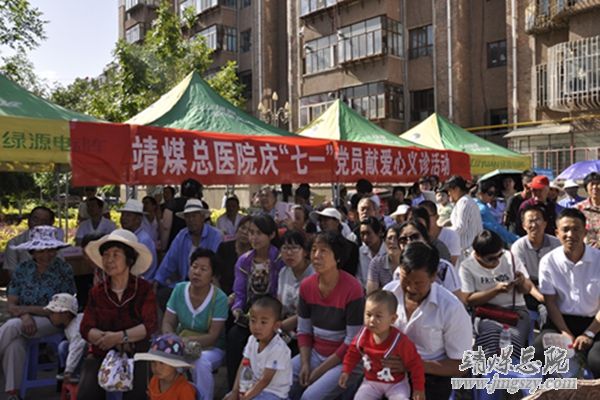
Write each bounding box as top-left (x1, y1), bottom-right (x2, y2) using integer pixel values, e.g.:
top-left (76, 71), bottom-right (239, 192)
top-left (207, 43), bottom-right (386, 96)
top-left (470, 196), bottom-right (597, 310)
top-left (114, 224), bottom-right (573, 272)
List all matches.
top-left (44, 293), bottom-right (86, 383)
top-left (226, 296), bottom-right (292, 400)
top-left (134, 334), bottom-right (196, 400)
top-left (339, 290), bottom-right (425, 400)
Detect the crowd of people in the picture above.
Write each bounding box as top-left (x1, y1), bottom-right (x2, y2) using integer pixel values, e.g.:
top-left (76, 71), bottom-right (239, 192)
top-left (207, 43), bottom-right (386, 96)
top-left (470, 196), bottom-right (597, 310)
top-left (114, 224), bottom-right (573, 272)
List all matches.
top-left (1, 171), bottom-right (600, 400)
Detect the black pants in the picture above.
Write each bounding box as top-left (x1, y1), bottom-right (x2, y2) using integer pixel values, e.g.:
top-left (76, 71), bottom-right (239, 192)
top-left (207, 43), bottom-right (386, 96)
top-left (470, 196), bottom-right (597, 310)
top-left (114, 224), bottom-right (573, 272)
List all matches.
top-left (425, 374), bottom-right (452, 399)
top-left (77, 355), bottom-right (150, 400)
top-left (533, 314), bottom-right (600, 378)
top-left (156, 286), bottom-right (174, 312)
top-left (226, 324), bottom-right (250, 389)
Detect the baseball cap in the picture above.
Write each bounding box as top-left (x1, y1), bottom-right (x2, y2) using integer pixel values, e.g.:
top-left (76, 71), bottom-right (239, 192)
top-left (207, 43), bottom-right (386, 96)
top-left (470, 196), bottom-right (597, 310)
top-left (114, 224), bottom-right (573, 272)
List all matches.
top-left (529, 176), bottom-right (550, 190)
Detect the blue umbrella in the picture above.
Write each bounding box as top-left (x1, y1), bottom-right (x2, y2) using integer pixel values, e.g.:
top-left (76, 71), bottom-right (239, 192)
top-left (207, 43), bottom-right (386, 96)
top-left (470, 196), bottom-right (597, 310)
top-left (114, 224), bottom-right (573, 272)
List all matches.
top-left (557, 160), bottom-right (600, 181)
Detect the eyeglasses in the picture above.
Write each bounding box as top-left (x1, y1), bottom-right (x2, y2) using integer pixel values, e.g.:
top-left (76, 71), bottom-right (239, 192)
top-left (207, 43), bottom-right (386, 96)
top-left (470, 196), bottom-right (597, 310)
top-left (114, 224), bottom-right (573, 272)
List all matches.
top-left (281, 245), bottom-right (303, 253)
top-left (525, 217), bottom-right (543, 225)
top-left (481, 251), bottom-right (504, 264)
top-left (398, 233), bottom-right (422, 244)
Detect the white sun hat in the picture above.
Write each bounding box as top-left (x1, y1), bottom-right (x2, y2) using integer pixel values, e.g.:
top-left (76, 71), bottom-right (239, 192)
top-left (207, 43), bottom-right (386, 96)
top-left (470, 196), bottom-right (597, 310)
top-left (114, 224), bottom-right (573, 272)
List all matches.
top-left (390, 204), bottom-right (411, 218)
top-left (309, 207), bottom-right (343, 224)
top-left (44, 293), bottom-right (78, 316)
top-left (118, 199), bottom-right (147, 215)
top-left (11, 225), bottom-right (70, 252)
top-left (84, 229), bottom-right (153, 276)
top-left (175, 199), bottom-right (211, 219)
top-left (563, 179), bottom-right (579, 189)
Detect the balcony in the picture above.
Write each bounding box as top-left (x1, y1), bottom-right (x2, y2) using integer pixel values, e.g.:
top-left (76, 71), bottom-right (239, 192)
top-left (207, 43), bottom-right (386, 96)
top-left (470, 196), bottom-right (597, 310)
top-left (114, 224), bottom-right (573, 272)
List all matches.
top-left (125, 0), bottom-right (159, 12)
top-left (537, 35), bottom-right (600, 111)
top-left (525, 0), bottom-right (600, 34)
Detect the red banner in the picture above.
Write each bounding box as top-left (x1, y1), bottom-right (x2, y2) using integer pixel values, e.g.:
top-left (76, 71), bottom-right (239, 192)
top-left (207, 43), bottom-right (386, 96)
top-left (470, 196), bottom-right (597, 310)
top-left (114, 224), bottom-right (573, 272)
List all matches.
top-left (70, 122), bottom-right (471, 186)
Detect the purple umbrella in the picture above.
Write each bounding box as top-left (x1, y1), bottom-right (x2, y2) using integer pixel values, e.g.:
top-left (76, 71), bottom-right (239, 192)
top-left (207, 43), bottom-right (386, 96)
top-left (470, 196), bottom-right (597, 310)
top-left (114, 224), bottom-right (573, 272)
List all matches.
top-left (557, 160), bottom-right (600, 181)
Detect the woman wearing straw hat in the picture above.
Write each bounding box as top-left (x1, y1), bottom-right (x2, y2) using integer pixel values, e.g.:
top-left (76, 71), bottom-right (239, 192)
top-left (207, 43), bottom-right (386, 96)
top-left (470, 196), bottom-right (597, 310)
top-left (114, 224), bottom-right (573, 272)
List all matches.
top-left (78, 229), bottom-right (158, 400)
top-left (1, 225), bottom-right (76, 400)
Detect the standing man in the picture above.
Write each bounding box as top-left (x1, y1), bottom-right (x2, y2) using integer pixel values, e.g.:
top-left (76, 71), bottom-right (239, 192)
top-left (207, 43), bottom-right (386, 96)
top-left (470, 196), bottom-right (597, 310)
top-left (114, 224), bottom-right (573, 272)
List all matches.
top-left (504, 170), bottom-right (536, 235)
top-left (534, 209), bottom-right (600, 378)
top-left (441, 176), bottom-right (483, 261)
top-left (119, 199), bottom-right (158, 281)
top-left (576, 172), bottom-right (600, 248)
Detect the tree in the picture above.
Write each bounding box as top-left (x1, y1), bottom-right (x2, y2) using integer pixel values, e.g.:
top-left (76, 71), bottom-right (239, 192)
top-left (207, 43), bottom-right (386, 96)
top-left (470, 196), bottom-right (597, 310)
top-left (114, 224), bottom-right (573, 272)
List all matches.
top-left (51, 0), bottom-right (245, 121)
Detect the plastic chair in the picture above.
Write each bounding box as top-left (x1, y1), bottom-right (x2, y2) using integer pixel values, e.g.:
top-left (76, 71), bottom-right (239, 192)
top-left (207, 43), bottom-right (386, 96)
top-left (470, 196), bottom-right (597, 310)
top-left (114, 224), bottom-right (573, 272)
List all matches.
top-left (20, 333), bottom-right (64, 399)
top-left (60, 382), bottom-right (78, 400)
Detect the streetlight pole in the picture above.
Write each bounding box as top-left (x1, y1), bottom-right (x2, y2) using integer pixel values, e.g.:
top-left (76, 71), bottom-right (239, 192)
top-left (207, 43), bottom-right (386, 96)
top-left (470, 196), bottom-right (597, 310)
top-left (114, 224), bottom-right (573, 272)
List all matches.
top-left (258, 91), bottom-right (291, 129)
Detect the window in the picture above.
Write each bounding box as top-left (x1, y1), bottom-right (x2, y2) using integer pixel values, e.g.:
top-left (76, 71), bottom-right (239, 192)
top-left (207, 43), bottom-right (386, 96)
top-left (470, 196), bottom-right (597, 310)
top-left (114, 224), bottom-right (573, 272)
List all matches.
top-left (408, 25), bottom-right (433, 59)
top-left (487, 40), bottom-right (507, 68)
top-left (223, 26), bottom-right (237, 51)
top-left (125, 24), bottom-right (143, 44)
top-left (341, 82), bottom-right (394, 120)
top-left (489, 108), bottom-right (508, 133)
top-left (240, 29), bottom-right (251, 52)
top-left (125, 0), bottom-right (141, 10)
top-left (239, 70), bottom-right (252, 99)
top-left (195, 0), bottom-right (218, 13)
top-left (300, 0), bottom-right (336, 17)
top-left (337, 17), bottom-right (403, 63)
top-left (299, 92), bottom-right (336, 127)
top-left (410, 89), bottom-right (434, 122)
top-left (240, 0), bottom-right (251, 8)
top-left (304, 34), bottom-right (336, 74)
top-left (221, 0), bottom-right (236, 7)
top-left (198, 25), bottom-right (218, 50)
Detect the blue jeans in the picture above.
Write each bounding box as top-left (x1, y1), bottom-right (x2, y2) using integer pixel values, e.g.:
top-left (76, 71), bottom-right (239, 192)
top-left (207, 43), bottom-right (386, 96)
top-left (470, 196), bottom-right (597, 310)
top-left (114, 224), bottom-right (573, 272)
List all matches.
top-left (58, 340), bottom-right (83, 376)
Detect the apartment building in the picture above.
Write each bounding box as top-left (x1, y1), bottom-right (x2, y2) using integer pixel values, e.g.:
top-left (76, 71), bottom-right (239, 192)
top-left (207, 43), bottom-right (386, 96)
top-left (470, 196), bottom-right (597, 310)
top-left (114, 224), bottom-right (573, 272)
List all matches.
top-left (290, 0), bottom-right (510, 138)
top-left (505, 0), bottom-right (600, 173)
top-left (118, 0), bottom-right (289, 118)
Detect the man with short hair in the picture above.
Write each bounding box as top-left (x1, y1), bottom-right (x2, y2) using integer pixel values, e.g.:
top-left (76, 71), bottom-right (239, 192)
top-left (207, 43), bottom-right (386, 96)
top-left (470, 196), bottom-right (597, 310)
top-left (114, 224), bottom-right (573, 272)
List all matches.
top-left (216, 195), bottom-right (242, 240)
top-left (576, 172), bottom-right (600, 248)
top-left (559, 180), bottom-right (585, 209)
top-left (119, 199), bottom-right (158, 281)
top-left (4, 206), bottom-right (64, 274)
top-left (504, 170), bottom-right (536, 235)
top-left (534, 209), bottom-right (600, 378)
top-left (255, 185), bottom-right (291, 224)
top-left (518, 175), bottom-right (557, 236)
top-left (75, 197), bottom-right (116, 246)
top-left (511, 204), bottom-right (560, 314)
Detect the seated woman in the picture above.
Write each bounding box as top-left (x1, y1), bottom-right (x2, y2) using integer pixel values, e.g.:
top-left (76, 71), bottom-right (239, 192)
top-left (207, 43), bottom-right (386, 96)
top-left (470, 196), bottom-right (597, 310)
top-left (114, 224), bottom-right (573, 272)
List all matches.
top-left (1, 226), bottom-right (75, 400)
top-left (215, 215), bottom-right (252, 295)
top-left (277, 230), bottom-right (314, 354)
top-left (226, 215), bottom-right (284, 388)
top-left (162, 248), bottom-right (228, 400)
top-left (460, 230), bottom-right (532, 358)
top-left (78, 229), bottom-right (158, 400)
top-left (289, 231), bottom-right (365, 400)
top-left (366, 224), bottom-right (402, 294)
top-left (383, 241), bottom-right (472, 399)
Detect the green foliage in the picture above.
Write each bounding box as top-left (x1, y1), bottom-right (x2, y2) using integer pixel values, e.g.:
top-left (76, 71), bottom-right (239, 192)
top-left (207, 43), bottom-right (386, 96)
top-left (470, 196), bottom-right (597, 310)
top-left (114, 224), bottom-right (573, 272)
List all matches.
top-left (0, 0), bottom-right (46, 53)
top-left (49, 0), bottom-right (244, 122)
top-left (0, 50), bottom-right (48, 96)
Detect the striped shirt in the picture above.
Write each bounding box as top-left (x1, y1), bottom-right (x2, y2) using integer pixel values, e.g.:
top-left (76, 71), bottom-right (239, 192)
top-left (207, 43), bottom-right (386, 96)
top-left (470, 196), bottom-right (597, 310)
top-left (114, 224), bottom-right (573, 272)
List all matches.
top-left (450, 194), bottom-right (483, 253)
top-left (297, 271), bottom-right (365, 359)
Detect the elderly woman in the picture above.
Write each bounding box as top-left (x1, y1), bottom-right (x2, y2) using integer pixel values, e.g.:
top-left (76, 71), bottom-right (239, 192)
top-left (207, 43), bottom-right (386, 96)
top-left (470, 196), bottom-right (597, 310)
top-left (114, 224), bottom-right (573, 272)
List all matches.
top-left (226, 215), bottom-right (284, 388)
top-left (163, 248), bottom-right (228, 400)
top-left (0, 226), bottom-right (75, 399)
top-left (384, 241), bottom-right (472, 399)
top-left (289, 231), bottom-right (365, 400)
top-left (460, 230), bottom-right (532, 359)
top-left (78, 229), bottom-right (158, 400)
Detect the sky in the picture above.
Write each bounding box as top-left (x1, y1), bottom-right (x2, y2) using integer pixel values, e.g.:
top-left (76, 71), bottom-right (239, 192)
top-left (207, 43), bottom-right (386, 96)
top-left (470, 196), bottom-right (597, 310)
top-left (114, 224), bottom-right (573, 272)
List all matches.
top-left (27, 0), bottom-right (118, 86)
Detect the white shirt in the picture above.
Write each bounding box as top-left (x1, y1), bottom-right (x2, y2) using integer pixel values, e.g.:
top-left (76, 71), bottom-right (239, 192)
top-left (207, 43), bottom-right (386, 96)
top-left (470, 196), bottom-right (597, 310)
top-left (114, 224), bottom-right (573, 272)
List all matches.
top-left (75, 217), bottom-right (116, 242)
top-left (383, 281), bottom-right (472, 361)
top-left (511, 234), bottom-right (561, 281)
top-left (450, 194), bottom-right (483, 253)
top-left (437, 227), bottom-right (461, 260)
top-left (64, 313), bottom-right (86, 374)
top-left (216, 213), bottom-right (243, 240)
top-left (358, 242), bottom-right (386, 287)
top-left (459, 252), bottom-right (528, 308)
top-left (539, 245), bottom-right (600, 317)
top-left (243, 334), bottom-right (292, 398)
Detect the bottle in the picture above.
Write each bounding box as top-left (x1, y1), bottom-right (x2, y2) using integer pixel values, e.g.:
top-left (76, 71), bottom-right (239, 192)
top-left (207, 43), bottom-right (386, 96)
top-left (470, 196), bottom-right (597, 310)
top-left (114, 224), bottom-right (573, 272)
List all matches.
top-left (564, 344), bottom-right (584, 378)
top-left (239, 358), bottom-right (253, 395)
top-left (499, 324), bottom-right (512, 353)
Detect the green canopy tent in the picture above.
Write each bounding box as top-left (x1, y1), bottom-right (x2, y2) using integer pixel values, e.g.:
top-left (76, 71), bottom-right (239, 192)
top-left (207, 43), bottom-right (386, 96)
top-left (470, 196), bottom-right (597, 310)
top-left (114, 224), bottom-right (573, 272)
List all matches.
top-left (126, 71), bottom-right (297, 136)
top-left (297, 99), bottom-right (423, 147)
top-left (0, 73), bottom-right (100, 171)
top-left (399, 113), bottom-right (531, 175)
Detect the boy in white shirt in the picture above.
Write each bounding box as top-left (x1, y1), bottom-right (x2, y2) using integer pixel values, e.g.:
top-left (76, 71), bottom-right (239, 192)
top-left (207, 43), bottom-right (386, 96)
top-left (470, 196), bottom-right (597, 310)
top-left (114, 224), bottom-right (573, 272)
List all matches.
top-left (45, 293), bottom-right (86, 383)
top-left (226, 296), bottom-right (292, 400)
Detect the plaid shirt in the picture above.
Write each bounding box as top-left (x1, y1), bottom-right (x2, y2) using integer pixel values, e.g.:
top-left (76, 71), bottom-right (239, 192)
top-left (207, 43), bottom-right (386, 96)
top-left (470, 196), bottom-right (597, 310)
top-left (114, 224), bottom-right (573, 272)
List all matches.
top-left (577, 198), bottom-right (600, 248)
top-left (80, 275), bottom-right (158, 357)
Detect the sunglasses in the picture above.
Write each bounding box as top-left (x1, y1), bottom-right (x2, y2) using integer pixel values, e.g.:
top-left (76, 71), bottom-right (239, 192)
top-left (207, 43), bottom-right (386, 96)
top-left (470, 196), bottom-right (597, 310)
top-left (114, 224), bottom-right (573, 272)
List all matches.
top-left (398, 233), bottom-right (422, 244)
top-left (486, 190), bottom-right (496, 196)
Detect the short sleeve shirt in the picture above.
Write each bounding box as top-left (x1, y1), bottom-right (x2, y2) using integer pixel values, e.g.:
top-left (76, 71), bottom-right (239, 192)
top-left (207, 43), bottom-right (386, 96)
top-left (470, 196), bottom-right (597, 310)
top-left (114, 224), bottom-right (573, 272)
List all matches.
top-left (8, 258), bottom-right (76, 305)
top-left (459, 252), bottom-right (528, 308)
top-left (243, 334), bottom-right (292, 398)
top-left (277, 264), bottom-right (314, 318)
top-left (166, 283), bottom-right (228, 349)
top-left (510, 235), bottom-right (561, 281)
top-left (438, 228), bottom-right (461, 258)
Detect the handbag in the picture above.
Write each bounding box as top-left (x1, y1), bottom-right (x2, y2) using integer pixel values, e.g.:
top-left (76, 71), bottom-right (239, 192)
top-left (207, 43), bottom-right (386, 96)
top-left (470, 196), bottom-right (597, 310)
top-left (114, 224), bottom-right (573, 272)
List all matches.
top-left (474, 252), bottom-right (520, 327)
top-left (97, 349), bottom-right (134, 392)
top-left (177, 286), bottom-right (218, 358)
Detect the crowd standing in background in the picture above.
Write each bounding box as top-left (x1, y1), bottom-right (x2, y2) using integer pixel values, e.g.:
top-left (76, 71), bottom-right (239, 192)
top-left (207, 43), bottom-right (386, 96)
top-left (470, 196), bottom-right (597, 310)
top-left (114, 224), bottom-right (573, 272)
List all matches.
top-left (1, 171), bottom-right (600, 400)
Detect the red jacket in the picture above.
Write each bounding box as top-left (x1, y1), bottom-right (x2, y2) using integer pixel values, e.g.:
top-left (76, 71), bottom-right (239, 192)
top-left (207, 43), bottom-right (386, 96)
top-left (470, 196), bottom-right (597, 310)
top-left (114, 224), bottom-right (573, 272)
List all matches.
top-left (342, 326), bottom-right (425, 391)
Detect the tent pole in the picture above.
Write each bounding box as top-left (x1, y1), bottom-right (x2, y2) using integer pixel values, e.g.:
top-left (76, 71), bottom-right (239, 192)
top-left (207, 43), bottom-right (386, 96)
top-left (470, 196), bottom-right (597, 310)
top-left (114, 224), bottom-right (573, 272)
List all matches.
top-left (65, 173), bottom-right (69, 243)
